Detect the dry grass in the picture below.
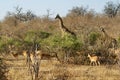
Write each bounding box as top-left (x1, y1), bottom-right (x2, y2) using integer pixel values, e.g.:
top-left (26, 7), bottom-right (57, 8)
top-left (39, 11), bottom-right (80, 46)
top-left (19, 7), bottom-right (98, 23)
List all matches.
top-left (4, 55), bottom-right (120, 80)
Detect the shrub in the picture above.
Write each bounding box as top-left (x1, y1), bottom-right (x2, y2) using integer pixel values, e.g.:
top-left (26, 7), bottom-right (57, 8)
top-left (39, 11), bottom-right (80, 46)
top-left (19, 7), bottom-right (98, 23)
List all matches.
top-left (39, 31), bottom-right (51, 39)
top-left (88, 32), bottom-right (100, 45)
top-left (24, 30), bottom-right (51, 45)
top-left (24, 30), bottom-right (36, 44)
top-left (41, 33), bottom-right (84, 63)
top-left (41, 33), bottom-right (83, 49)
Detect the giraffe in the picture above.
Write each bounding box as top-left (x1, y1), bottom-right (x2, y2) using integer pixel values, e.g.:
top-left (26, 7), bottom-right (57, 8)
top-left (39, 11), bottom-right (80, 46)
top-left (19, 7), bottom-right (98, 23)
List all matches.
top-left (99, 26), bottom-right (117, 49)
top-left (55, 14), bottom-right (76, 38)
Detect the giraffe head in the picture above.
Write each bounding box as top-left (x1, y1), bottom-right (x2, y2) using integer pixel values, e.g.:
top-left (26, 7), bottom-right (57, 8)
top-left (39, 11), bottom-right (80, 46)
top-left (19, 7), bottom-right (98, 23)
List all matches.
top-left (55, 14), bottom-right (60, 19)
top-left (99, 26), bottom-right (105, 32)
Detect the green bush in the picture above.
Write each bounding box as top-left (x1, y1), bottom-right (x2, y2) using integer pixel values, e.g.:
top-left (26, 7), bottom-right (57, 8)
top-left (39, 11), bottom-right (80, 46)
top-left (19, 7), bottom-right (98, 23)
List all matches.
top-left (24, 30), bottom-right (36, 44)
top-left (88, 32), bottom-right (100, 45)
top-left (39, 31), bottom-right (51, 39)
top-left (41, 33), bottom-right (84, 62)
top-left (41, 33), bottom-right (83, 49)
top-left (41, 35), bottom-right (60, 48)
top-left (24, 30), bottom-right (51, 46)
top-left (7, 38), bottom-right (21, 47)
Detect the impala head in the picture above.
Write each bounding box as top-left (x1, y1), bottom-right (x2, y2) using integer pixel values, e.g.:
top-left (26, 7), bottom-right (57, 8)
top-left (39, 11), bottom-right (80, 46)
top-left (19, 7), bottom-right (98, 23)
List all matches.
top-left (22, 50), bottom-right (28, 57)
top-left (30, 53), bottom-right (34, 57)
top-left (87, 54), bottom-right (91, 58)
top-left (55, 14), bottom-right (60, 19)
top-left (29, 53), bottom-right (35, 64)
top-left (35, 50), bottom-right (41, 55)
top-left (11, 52), bottom-right (18, 58)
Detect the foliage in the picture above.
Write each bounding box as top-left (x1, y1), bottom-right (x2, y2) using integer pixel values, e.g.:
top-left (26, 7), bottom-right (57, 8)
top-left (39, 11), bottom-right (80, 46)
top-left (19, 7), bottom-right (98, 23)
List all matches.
top-left (88, 32), bottom-right (100, 45)
top-left (41, 34), bottom-right (83, 50)
top-left (39, 31), bottom-right (51, 39)
top-left (24, 30), bottom-right (37, 45)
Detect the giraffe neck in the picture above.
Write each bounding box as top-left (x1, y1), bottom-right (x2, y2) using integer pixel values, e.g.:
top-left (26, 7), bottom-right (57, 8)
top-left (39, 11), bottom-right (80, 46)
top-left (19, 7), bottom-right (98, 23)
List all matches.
top-left (57, 17), bottom-right (64, 28)
top-left (102, 31), bottom-right (109, 38)
top-left (56, 15), bottom-right (76, 37)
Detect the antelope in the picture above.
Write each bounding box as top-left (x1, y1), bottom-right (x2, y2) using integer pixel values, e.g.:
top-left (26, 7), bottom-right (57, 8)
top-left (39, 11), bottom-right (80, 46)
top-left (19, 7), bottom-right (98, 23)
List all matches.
top-left (21, 50), bottom-right (40, 66)
top-left (22, 50), bottom-right (28, 58)
top-left (114, 48), bottom-right (120, 54)
top-left (108, 48), bottom-right (120, 55)
top-left (22, 50), bottom-right (32, 65)
top-left (8, 45), bottom-right (18, 58)
top-left (35, 50), bottom-right (60, 61)
top-left (11, 51), bottom-right (19, 58)
top-left (88, 54), bottom-right (100, 66)
top-left (35, 50), bottom-right (42, 59)
top-left (25, 44), bottom-right (61, 65)
top-left (30, 53), bottom-right (36, 65)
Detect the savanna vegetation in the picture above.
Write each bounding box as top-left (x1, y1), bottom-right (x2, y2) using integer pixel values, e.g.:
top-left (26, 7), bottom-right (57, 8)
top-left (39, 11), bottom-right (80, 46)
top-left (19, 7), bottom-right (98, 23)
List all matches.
top-left (1, 1), bottom-right (120, 80)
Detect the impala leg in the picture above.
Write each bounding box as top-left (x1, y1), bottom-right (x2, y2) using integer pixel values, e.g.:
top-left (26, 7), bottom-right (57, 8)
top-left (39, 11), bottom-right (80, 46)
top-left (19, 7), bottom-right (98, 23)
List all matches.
top-left (90, 61), bottom-right (93, 66)
top-left (95, 62), bottom-right (97, 66)
top-left (97, 61), bottom-right (100, 66)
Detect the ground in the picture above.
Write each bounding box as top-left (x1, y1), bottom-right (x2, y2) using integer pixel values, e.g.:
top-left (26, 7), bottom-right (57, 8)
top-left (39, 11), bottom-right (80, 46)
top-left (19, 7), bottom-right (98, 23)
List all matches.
top-left (2, 55), bottom-right (120, 80)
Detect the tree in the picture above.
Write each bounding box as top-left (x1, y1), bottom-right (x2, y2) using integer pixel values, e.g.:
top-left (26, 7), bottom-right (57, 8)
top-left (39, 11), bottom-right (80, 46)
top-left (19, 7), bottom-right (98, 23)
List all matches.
top-left (104, 1), bottom-right (120, 18)
top-left (7, 6), bottom-right (36, 22)
top-left (67, 6), bottom-right (88, 16)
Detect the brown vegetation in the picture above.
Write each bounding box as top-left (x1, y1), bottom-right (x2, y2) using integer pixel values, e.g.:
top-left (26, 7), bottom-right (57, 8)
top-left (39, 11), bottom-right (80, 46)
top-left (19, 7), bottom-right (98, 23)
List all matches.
top-left (1, 2), bottom-right (120, 79)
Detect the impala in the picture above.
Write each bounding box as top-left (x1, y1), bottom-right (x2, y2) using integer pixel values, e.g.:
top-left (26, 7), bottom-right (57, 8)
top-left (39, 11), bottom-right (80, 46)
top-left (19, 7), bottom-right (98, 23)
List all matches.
top-left (88, 54), bottom-right (100, 66)
top-left (11, 51), bottom-right (19, 58)
top-left (22, 50), bottom-right (32, 65)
